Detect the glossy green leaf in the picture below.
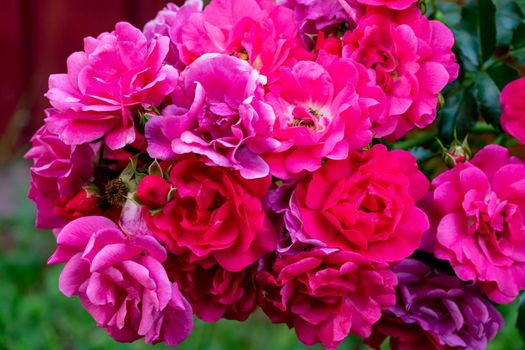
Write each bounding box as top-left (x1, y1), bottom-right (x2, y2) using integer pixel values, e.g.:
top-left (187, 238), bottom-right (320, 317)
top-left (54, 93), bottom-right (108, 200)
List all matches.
top-left (453, 29), bottom-right (480, 71)
top-left (511, 22), bottom-right (525, 50)
top-left (487, 62), bottom-right (521, 89)
top-left (434, 2), bottom-right (462, 26)
top-left (494, 0), bottom-right (523, 46)
top-left (478, 0), bottom-right (497, 61)
top-left (439, 88), bottom-right (479, 144)
top-left (473, 72), bottom-right (502, 127)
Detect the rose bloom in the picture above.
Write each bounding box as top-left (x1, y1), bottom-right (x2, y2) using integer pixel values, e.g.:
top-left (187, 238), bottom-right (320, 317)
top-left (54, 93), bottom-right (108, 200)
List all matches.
top-left (143, 0), bottom-right (203, 68)
top-left (144, 157), bottom-right (278, 272)
top-left (26, 125), bottom-right (100, 229)
top-left (48, 216), bottom-right (193, 345)
top-left (366, 259), bottom-right (503, 350)
top-left (169, 0), bottom-right (310, 81)
top-left (165, 254), bottom-right (258, 322)
top-left (425, 145), bottom-right (525, 303)
top-left (278, 0), bottom-right (417, 48)
top-left (276, 0), bottom-right (360, 48)
top-left (53, 189), bottom-right (105, 221)
top-left (343, 7), bottom-right (459, 139)
top-left (356, 0), bottom-right (416, 9)
top-left (257, 248), bottom-right (397, 350)
top-left (146, 53), bottom-right (279, 179)
top-left (286, 144), bottom-right (429, 262)
top-left (263, 52), bottom-right (385, 179)
top-left (45, 22), bottom-right (178, 150)
top-left (501, 77), bottom-right (525, 144)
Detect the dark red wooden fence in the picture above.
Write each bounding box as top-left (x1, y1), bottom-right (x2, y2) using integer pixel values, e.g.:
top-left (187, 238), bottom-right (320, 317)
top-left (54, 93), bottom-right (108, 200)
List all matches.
top-left (0, 0), bottom-right (184, 160)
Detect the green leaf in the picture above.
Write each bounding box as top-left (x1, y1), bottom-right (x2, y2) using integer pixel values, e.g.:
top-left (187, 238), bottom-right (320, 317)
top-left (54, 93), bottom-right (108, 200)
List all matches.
top-left (453, 29), bottom-right (480, 71)
top-left (512, 22), bottom-right (525, 50)
top-left (509, 47), bottom-right (525, 66)
top-left (434, 2), bottom-right (462, 27)
top-left (478, 0), bottom-right (497, 61)
top-left (148, 159), bottom-right (163, 177)
top-left (494, 0), bottom-right (523, 47)
top-left (473, 72), bottom-right (502, 127)
top-left (407, 147), bottom-right (436, 163)
top-left (487, 62), bottom-right (521, 89)
top-left (439, 88), bottom-right (479, 143)
top-left (517, 0), bottom-right (525, 15)
top-left (517, 293), bottom-right (525, 341)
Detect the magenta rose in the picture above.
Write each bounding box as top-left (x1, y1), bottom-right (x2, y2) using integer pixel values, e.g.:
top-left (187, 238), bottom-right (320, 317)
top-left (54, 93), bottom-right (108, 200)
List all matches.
top-left (276, 0), bottom-right (361, 48)
top-left (501, 77), bottom-right (525, 144)
top-left (48, 216), bottom-right (193, 345)
top-left (145, 157), bottom-right (278, 272)
top-left (425, 145), bottom-right (525, 303)
top-left (257, 248), bottom-right (397, 350)
top-left (263, 52), bottom-right (385, 179)
top-left (356, 0), bottom-right (416, 9)
top-left (343, 7), bottom-right (459, 139)
top-left (26, 125), bottom-right (100, 229)
top-left (165, 254), bottom-right (258, 322)
top-left (366, 259), bottom-right (502, 350)
top-left (287, 144), bottom-right (429, 262)
top-left (171, 0), bottom-right (309, 81)
top-left (45, 22), bottom-right (178, 150)
top-left (145, 54), bottom-right (278, 179)
top-left (143, 1), bottom-right (203, 69)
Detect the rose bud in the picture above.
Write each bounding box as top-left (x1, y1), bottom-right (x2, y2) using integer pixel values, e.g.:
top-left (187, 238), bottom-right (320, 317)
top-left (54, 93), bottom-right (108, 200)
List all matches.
top-left (137, 174), bottom-right (171, 209)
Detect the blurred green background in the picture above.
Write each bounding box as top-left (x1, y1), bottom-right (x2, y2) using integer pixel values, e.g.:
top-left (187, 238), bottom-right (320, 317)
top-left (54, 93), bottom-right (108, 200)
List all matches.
top-left (0, 161), bottom-right (523, 350)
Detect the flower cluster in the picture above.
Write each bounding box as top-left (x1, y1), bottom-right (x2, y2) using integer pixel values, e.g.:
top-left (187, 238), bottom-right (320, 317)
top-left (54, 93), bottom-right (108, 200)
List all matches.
top-left (28, 0), bottom-right (518, 349)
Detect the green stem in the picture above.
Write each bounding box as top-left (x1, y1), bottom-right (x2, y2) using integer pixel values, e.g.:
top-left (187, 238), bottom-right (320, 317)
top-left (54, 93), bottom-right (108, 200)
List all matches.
top-left (393, 131), bottom-right (438, 150)
top-left (470, 121), bottom-right (498, 134)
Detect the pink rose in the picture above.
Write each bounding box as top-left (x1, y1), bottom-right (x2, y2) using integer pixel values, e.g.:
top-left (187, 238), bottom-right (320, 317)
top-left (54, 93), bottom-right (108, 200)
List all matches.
top-left (501, 78), bottom-right (525, 144)
top-left (173, 0), bottom-right (310, 81)
top-left (143, 1), bottom-right (203, 69)
top-left (145, 54), bottom-right (278, 179)
top-left (48, 216), bottom-right (193, 345)
top-left (45, 22), bottom-right (178, 150)
top-left (145, 157), bottom-right (278, 272)
top-left (165, 254), bottom-right (258, 322)
top-left (257, 248), bottom-right (397, 350)
top-left (356, 0), bottom-right (416, 10)
top-left (263, 52), bottom-right (385, 179)
top-left (276, 0), bottom-right (361, 49)
top-left (25, 125), bottom-right (100, 229)
top-left (426, 145), bottom-right (525, 303)
top-left (343, 7), bottom-right (459, 139)
top-left (287, 144), bottom-right (429, 262)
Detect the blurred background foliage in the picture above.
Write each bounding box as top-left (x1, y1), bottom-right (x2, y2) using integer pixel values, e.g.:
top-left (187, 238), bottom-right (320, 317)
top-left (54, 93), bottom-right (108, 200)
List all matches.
top-left (2, 0), bottom-right (525, 349)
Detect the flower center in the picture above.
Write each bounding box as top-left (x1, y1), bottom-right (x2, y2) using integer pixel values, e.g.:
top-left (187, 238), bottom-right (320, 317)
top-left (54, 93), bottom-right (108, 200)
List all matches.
top-left (289, 106), bottom-right (325, 131)
top-left (198, 102), bottom-right (240, 140)
top-left (233, 48), bottom-right (249, 61)
top-left (466, 194), bottom-right (509, 241)
top-left (104, 179), bottom-right (128, 206)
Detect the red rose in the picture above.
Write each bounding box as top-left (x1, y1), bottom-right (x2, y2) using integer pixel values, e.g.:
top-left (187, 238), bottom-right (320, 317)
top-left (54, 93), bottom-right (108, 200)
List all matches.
top-left (165, 254), bottom-right (258, 322)
top-left (145, 157), bottom-right (278, 272)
